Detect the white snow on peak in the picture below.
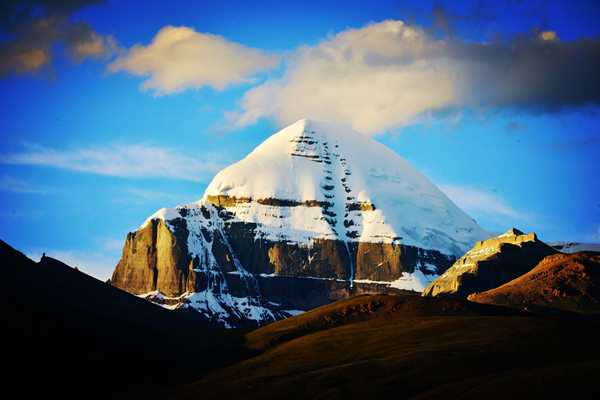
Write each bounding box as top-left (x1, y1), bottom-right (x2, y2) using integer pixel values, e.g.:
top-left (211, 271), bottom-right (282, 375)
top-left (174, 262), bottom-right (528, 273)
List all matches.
top-left (200, 118), bottom-right (488, 256)
top-left (140, 207), bottom-right (181, 229)
top-left (549, 242), bottom-right (600, 254)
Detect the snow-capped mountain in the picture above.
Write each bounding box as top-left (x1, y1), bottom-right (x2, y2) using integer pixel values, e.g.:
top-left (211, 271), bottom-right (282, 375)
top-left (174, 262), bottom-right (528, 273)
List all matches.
top-left (111, 119), bottom-right (489, 327)
top-left (549, 242), bottom-right (600, 253)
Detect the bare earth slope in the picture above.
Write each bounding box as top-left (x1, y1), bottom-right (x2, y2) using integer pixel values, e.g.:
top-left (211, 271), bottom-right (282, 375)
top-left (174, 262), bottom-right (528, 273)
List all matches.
top-left (469, 251), bottom-right (600, 313)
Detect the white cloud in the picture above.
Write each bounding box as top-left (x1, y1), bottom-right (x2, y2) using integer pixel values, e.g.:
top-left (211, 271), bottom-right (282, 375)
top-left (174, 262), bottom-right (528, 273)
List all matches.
top-left (109, 26), bottom-right (279, 94)
top-left (439, 184), bottom-right (526, 223)
top-left (229, 20), bottom-right (453, 134)
top-left (230, 19), bottom-right (600, 135)
top-left (0, 143), bottom-right (225, 182)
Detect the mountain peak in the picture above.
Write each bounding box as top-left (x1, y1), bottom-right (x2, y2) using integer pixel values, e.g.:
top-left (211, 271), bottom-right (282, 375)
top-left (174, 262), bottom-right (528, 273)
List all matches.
top-left (203, 118), bottom-right (487, 254)
top-left (113, 120), bottom-right (490, 327)
top-left (502, 227), bottom-right (525, 237)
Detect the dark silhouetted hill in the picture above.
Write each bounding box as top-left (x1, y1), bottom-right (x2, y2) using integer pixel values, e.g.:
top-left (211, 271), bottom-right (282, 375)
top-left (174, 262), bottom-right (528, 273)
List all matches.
top-left (1, 240), bottom-right (245, 399)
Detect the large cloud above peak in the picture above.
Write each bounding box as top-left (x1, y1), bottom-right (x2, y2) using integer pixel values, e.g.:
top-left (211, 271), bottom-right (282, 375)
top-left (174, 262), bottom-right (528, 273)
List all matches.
top-left (229, 20), bottom-right (600, 135)
top-left (109, 26), bottom-right (279, 94)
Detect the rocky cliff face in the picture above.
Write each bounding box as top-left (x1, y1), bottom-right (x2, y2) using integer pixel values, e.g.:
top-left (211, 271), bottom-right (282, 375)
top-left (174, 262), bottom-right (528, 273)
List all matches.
top-left (422, 228), bottom-right (557, 298)
top-left (112, 202), bottom-right (455, 327)
top-left (112, 119), bottom-right (488, 327)
top-left (112, 218), bottom-right (192, 296)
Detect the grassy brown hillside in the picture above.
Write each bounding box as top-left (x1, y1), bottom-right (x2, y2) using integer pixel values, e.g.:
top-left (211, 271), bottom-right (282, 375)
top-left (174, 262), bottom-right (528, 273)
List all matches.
top-left (176, 294), bottom-right (600, 400)
top-left (245, 293), bottom-right (518, 352)
top-left (469, 251), bottom-right (600, 313)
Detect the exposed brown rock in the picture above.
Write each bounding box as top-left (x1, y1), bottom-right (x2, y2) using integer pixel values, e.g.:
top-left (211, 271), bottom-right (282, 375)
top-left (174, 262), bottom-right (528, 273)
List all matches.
top-left (205, 194), bottom-right (252, 207)
top-left (469, 251), bottom-right (600, 313)
top-left (111, 218), bottom-right (192, 297)
top-left (346, 201), bottom-right (376, 211)
top-left (353, 241), bottom-right (450, 281)
top-left (215, 220), bottom-right (453, 282)
top-left (205, 194), bottom-right (335, 209)
top-left (111, 213), bottom-right (454, 315)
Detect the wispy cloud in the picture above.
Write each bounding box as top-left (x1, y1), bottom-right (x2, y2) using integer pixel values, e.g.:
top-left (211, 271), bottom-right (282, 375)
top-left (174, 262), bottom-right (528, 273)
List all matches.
top-left (124, 187), bottom-right (181, 201)
top-left (591, 225), bottom-right (600, 242)
top-left (439, 184), bottom-right (528, 224)
top-left (229, 20), bottom-right (600, 135)
top-left (0, 175), bottom-right (48, 194)
top-left (109, 25), bottom-right (279, 95)
top-left (0, 143), bottom-right (226, 182)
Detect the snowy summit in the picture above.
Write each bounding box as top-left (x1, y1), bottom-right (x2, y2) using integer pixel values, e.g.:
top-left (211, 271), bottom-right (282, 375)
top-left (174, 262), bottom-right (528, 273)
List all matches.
top-left (119, 118), bottom-right (489, 327)
top-left (202, 118), bottom-right (487, 256)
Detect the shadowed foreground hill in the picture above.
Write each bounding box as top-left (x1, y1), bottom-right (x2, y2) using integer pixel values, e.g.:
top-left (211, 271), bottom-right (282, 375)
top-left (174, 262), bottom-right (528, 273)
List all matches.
top-left (177, 294), bottom-right (600, 400)
top-left (469, 251), bottom-right (600, 313)
top-left (1, 240), bottom-right (246, 399)
top-left (244, 293), bottom-right (519, 352)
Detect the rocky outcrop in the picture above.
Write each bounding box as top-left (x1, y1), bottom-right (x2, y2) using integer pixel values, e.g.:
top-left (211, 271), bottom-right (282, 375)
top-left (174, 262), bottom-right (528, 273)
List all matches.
top-left (469, 252), bottom-right (600, 313)
top-left (422, 228), bottom-right (557, 298)
top-left (112, 218), bottom-right (193, 296)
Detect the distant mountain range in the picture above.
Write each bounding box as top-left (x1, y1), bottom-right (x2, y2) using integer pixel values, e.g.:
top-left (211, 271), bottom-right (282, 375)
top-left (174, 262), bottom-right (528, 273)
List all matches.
top-left (111, 119), bottom-right (488, 327)
top-left (550, 241), bottom-right (600, 253)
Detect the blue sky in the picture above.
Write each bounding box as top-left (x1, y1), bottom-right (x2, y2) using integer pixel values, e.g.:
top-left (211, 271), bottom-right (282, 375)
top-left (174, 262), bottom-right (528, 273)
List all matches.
top-left (1, 0), bottom-right (599, 279)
